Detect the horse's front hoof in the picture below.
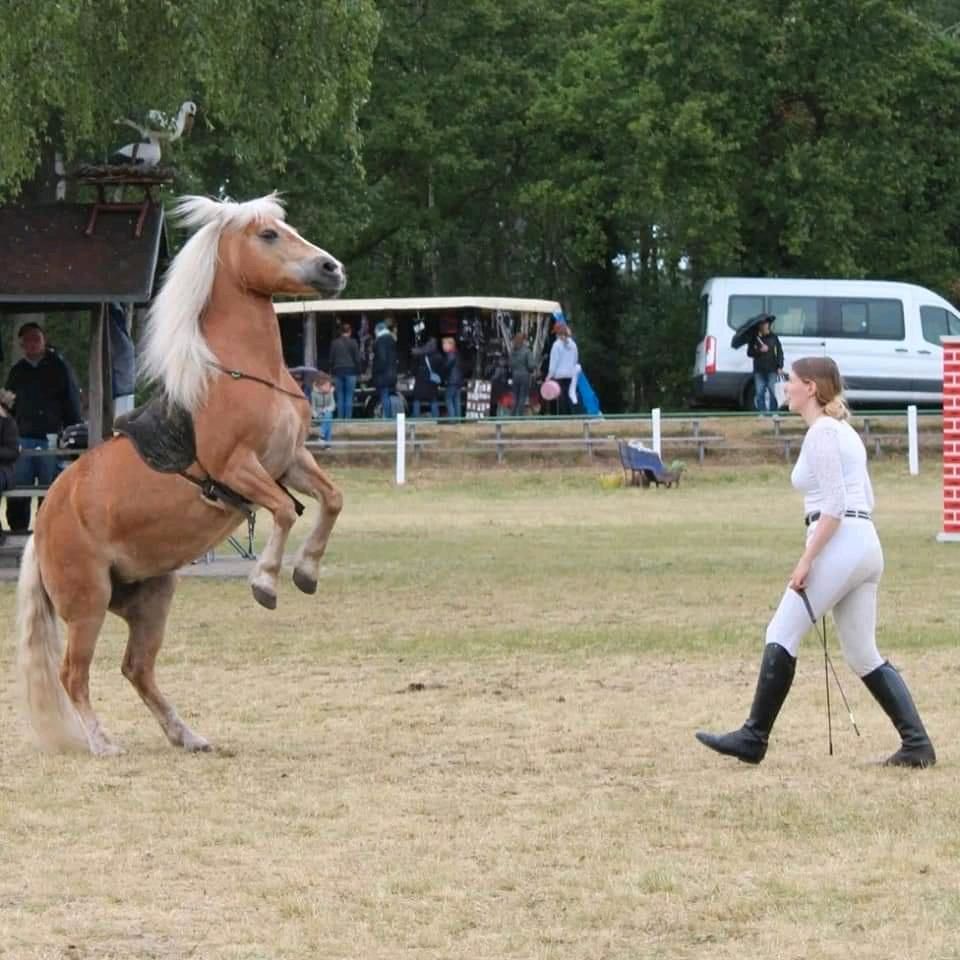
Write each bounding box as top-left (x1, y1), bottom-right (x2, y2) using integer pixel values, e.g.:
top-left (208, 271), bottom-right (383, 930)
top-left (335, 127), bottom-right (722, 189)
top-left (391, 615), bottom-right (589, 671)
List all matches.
top-left (251, 583), bottom-right (277, 610)
top-left (292, 567), bottom-right (318, 595)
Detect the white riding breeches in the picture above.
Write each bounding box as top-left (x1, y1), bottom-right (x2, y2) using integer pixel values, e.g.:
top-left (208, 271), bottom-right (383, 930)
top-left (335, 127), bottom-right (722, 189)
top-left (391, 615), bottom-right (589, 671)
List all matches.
top-left (765, 517), bottom-right (885, 677)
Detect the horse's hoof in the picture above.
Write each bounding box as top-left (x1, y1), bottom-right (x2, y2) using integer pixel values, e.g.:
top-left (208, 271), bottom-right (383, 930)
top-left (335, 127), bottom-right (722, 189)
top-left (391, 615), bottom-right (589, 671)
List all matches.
top-left (293, 568), bottom-right (318, 595)
top-left (182, 734), bottom-right (212, 753)
top-left (251, 583), bottom-right (277, 610)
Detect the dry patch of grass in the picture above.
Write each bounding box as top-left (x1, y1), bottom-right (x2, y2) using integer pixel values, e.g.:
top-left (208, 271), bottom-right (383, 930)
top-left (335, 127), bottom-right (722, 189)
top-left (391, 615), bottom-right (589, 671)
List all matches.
top-left (1, 463), bottom-right (959, 959)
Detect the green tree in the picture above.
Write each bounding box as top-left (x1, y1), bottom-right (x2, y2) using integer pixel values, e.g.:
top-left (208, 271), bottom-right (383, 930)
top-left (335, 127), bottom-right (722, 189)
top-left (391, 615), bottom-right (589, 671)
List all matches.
top-left (0, 0), bottom-right (380, 199)
top-left (619, 0), bottom-right (960, 405)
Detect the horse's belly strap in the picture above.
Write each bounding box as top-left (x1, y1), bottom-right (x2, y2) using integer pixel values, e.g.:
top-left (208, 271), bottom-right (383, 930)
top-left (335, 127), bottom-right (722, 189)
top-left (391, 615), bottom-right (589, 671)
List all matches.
top-left (115, 396), bottom-right (256, 517)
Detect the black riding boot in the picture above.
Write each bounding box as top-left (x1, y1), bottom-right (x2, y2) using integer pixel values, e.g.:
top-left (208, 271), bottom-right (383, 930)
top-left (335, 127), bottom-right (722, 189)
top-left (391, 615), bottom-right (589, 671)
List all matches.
top-left (861, 661), bottom-right (936, 768)
top-left (696, 643), bottom-right (796, 764)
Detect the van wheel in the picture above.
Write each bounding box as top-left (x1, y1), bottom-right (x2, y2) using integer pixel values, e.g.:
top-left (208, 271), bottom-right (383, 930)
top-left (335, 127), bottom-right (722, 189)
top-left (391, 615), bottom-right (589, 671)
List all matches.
top-left (740, 380), bottom-right (756, 411)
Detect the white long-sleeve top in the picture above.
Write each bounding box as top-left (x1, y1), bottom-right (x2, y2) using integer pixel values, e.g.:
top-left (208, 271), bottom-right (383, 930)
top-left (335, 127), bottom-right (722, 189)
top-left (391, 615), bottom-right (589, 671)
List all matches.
top-left (790, 416), bottom-right (874, 518)
top-left (548, 338), bottom-right (579, 380)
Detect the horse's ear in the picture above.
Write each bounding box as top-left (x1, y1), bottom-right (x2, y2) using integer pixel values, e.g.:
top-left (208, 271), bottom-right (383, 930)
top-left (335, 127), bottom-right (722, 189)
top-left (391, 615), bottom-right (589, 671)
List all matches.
top-left (170, 195), bottom-right (223, 232)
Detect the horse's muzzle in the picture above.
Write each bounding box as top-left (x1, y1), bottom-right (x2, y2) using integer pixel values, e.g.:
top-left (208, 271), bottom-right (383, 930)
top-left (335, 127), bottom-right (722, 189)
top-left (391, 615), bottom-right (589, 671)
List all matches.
top-left (307, 256), bottom-right (347, 297)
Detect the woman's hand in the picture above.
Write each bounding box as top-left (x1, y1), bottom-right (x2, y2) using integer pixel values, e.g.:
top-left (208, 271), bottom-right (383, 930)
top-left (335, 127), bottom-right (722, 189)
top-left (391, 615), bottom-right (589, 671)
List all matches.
top-left (790, 515), bottom-right (840, 593)
top-left (789, 556), bottom-right (812, 592)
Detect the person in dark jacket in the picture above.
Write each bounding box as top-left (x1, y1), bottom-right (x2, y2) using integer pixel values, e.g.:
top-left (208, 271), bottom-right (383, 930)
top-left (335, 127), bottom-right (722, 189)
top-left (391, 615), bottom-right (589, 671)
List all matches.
top-left (4, 322), bottom-right (82, 533)
top-left (108, 302), bottom-right (137, 415)
top-left (329, 321), bottom-right (361, 419)
top-left (747, 315), bottom-right (784, 415)
top-left (0, 389), bottom-right (20, 540)
top-left (440, 337), bottom-right (464, 419)
top-left (411, 336), bottom-right (443, 419)
top-left (372, 321), bottom-right (398, 418)
top-left (509, 332), bottom-right (536, 417)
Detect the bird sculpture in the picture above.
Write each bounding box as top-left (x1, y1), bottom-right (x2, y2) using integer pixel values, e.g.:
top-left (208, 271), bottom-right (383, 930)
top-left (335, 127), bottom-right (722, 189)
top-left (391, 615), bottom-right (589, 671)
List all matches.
top-left (111, 100), bottom-right (197, 167)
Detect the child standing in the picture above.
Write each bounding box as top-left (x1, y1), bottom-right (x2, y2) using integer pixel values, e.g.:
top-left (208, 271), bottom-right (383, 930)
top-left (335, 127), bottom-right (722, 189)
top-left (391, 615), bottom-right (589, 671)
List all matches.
top-left (311, 374), bottom-right (336, 446)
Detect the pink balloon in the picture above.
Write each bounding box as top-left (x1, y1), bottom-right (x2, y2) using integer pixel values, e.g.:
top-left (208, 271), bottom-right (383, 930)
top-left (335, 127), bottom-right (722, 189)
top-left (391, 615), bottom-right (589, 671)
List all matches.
top-left (540, 379), bottom-right (561, 401)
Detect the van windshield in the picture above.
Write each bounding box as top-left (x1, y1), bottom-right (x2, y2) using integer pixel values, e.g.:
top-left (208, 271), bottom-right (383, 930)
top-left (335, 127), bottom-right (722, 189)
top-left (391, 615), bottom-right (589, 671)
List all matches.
top-left (727, 295), bottom-right (904, 340)
top-left (920, 305), bottom-right (960, 346)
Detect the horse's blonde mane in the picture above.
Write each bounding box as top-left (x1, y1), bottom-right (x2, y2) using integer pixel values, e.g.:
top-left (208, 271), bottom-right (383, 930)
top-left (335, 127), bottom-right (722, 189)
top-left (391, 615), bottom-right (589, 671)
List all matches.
top-left (140, 193), bottom-right (287, 412)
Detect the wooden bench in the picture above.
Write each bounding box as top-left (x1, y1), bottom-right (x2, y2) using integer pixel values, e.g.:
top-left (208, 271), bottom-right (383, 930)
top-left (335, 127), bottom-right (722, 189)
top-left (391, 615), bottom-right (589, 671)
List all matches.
top-left (306, 422), bottom-right (434, 462)
top-left (659, 434), bottom-right (725, 464)
top-left (862, 433), bottom-right (941, 457)
top-left (471, 435), bottom-right (613, 464)
top-left (471, 418), bottom-right (725, 465)
top-left (749, 429), bottom-right (942, 462)
top-left (306, 437), bottom-right (436, 463)
top-left (469, 431), bottom-right (725, 464)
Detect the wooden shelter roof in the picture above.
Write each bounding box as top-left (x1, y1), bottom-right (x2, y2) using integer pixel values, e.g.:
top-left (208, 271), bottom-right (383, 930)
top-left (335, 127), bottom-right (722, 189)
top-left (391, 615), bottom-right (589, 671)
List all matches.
top-left (0, 203), bottom-right (167, 312)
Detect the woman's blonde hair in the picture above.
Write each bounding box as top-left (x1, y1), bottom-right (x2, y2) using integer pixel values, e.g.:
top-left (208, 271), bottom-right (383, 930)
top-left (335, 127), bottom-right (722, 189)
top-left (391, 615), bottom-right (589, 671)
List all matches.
top-left (792, 356), bottom-right (849, 420)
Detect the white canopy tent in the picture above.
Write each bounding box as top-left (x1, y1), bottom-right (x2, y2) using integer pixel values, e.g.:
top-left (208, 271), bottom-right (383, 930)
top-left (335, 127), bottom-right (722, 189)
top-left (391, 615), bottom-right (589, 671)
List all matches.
top-left (274, 295), bottom-right (563, 373)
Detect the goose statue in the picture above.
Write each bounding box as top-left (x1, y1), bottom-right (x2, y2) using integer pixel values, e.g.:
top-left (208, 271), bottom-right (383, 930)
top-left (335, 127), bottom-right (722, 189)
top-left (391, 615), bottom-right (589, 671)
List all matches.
top-left (111, 100), bottom-right (197, 167)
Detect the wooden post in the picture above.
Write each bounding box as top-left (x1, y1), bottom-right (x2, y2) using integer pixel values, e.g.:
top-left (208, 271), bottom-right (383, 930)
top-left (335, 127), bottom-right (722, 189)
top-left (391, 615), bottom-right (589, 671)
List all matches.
top-left (938, 336), bottom-right (960, 542)
top-left (304, 312), bottom-right (318, 368)
top-left (88, 303), bottom-right (114, 446)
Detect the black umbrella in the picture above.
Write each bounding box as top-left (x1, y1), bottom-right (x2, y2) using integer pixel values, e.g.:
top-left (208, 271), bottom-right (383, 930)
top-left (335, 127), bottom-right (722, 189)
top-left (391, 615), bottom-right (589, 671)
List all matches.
top-left (288, 365), bottom-right (324, 386)
top-left (730, 313), bottom-right (775, 350)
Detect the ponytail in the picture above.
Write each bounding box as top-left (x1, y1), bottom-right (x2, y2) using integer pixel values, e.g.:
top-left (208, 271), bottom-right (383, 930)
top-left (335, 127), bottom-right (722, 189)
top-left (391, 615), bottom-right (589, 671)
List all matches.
top-left (823, 396), bottom-right (849, 421)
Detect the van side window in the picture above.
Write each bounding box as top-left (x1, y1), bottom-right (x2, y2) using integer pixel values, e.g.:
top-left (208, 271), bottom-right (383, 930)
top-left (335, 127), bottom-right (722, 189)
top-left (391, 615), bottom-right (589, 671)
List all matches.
top-left (769, 296), bottom-right (817, 336)
top-left (727, 296), bottom-right (764, 331)
top-left (920, 306), bottom-right (960, 347)
top-left (728, 294), bottom-right (904, 339)
top-left (839, 302), bottom-right (866, 335)
top-left (864, 300), bottom-right (905, 339)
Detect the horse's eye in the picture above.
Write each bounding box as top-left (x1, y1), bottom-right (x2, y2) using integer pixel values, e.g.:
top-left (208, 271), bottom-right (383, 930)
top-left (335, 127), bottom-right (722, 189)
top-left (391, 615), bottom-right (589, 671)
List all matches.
top-left (259, 229), bottom-right (279, 242)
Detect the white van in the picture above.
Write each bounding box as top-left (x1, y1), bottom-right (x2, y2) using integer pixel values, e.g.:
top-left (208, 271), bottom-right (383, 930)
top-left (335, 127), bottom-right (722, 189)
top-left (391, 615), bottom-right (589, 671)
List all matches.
top-left (691, 277), bottom-right (960, 408)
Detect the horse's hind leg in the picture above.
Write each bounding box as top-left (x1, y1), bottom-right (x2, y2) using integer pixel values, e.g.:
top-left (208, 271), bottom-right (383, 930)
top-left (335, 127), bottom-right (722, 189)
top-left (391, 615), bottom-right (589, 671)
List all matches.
top-left (61, 611), bottom-right (122, 757)
top-left (110, 574), bottom-right (211, 752)
top-left (281, 447), bottom-right (343, 594)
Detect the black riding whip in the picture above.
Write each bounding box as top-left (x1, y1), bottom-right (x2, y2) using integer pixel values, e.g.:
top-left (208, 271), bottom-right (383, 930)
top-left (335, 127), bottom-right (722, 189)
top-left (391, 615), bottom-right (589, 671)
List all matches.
top-left (797, 589), bottom-right (861, 753)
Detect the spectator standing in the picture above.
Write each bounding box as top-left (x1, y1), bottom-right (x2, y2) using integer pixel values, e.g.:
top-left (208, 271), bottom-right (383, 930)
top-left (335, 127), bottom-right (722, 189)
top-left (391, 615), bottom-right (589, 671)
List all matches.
top-left (510, 332), bottom-right (536, 417)
top-left (411, 336), bottom-right (442, 419)
top-left (109, 303), bottom-right (137, 415)
top-left (4, 322), bottom-right (82, 533)
top-left (372, 321), bottom-right (398, 418)
top-left (441, 337), bottom-right (464, 419)
top-left (747, 314), bottom-right (784, 415)
top-left (329, 321), bottom-right (361, 419)
top-left (546, 322), bottom-right (580, 416)
top-left (0, 388), bottom-right (20, 542)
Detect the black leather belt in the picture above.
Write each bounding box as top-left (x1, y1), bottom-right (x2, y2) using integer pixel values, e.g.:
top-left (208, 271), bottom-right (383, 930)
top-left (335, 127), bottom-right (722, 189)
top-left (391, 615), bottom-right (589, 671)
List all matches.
top-left (805, 509), bottom-right (872, 527)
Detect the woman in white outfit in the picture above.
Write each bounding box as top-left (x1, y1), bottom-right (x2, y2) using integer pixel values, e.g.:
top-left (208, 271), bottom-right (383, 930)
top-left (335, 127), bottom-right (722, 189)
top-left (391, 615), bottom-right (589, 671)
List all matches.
top-left (697, 356), bottom-right (935, 767)
top-left (546, 323), bottom-right (579, 416)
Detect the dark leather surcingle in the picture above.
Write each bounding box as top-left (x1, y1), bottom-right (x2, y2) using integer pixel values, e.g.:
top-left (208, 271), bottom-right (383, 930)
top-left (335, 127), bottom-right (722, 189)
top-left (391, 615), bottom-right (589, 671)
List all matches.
top-left (114, 396), bottom-right (197, 474)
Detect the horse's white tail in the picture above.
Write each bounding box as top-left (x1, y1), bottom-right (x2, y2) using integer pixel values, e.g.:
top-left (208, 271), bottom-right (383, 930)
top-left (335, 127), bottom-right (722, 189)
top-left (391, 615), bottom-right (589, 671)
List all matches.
top-left (15, 537), bottom-right (90, 752)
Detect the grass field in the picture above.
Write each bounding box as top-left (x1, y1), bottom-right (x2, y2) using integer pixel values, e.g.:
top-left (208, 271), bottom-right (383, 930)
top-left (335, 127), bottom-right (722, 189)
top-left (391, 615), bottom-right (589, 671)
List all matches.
top-left (1, 461), bottom-right (959, 959)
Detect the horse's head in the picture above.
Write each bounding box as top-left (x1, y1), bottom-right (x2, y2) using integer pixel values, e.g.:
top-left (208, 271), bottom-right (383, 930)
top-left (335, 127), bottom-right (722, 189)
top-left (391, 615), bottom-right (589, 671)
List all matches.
top-left (173, 193), bottom-right (346, 299)
top-left (221, 210), bottom-right (347, 299)
top-left (143, 194), bottom-right (347, 412)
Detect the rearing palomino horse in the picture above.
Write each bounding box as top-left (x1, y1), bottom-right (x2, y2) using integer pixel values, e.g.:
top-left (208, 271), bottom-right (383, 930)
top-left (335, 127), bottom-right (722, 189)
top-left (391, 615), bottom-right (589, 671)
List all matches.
top-left (16, 194), bottom-right (346, 756)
